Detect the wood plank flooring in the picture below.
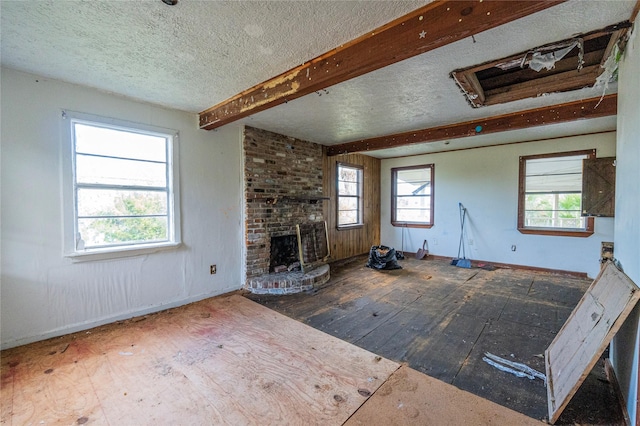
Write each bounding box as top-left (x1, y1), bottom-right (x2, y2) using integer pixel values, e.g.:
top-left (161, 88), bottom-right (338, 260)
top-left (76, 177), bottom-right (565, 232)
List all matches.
top-left (248, 255), bottom-right (625, 425)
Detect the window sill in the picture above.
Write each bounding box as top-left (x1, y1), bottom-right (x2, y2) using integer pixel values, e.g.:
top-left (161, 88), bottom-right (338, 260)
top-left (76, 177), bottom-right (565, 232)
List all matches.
top-left (392, 222), bottom-right (433, 229)
top-left (65, 242), bottom-right (182, 262)
top-left (337, 224), bottom-right (364, 231)
top-left (518, 228), bottom-right (593, 238)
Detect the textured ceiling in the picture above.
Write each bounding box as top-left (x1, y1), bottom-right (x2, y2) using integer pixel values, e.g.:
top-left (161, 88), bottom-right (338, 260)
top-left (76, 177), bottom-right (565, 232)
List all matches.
top-left (1, 0), bottom-right (424, 112)
top-left (1, 1), bottom-right (635, 158)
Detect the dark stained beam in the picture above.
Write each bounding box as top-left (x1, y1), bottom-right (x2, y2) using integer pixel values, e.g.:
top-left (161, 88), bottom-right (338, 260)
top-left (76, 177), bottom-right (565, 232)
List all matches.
top-left (199, 1), bottom-right (564, 130)
top-left (325, 94), bottom-right (617, 156)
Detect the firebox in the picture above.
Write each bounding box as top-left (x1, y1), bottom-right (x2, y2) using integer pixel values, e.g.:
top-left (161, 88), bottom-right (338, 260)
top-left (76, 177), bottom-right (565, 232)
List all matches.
top-left (269, 235), bottom-right (299, 273)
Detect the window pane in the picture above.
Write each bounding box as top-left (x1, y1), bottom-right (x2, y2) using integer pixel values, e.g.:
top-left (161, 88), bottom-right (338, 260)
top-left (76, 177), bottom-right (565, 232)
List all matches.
top-left (338, 181), bottom-right (359, 196)
top-left (76, 154), bottom-right (167, 187)
top-left (78, 216), bottom-right (168, 247)
top-left (524, 193), bottom-right (584, 229)
top-left (525, 174), bottom-right (582, 193)
top-left (338, 196), bottom-right (359, 211)
top-left (75, 123), bottom-right (167, 162)
top-left (338, 210), bottom-right (358, 225)
top-left (525, 155), bottom-right (585, 192)
top-left (397, 195), bottom-right (431, 209)
top-left (77, 189), bottom-right (167, 217)
top-left (396, 208), bottom-right (431, 223)
top-left (339, 166), bottom-right (358, 182)
top-left (397, 168), bottom-right (431, 183)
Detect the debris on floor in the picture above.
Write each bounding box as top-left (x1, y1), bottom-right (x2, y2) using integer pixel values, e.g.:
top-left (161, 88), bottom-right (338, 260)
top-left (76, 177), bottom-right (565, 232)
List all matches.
top-left (366, 245), bottom-right (402, 270)
top-left (482, 352), bottom-right (546, 383)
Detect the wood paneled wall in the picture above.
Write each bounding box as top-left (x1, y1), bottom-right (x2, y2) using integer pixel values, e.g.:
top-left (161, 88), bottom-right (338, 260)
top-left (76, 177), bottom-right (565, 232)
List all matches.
top-left (323, 151), bottom-right (381, 261)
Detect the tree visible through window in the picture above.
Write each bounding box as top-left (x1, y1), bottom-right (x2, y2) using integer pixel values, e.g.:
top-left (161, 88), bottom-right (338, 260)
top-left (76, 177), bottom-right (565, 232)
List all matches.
top-left (392, 164), bottom-right (434, 228)
top-left (67, 115), bottom-right (179, 253)
top-left (337, 163), bottom-right (363, 228)
top-left (518, 150), bottom-right (594, 236)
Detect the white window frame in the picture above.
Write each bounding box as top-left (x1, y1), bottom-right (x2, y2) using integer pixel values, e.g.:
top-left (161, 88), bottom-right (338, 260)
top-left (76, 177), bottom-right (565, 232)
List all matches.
top-left (62, 110), bottom-right (181, 261)
top-left (336, 163), bottom-right (364, 229)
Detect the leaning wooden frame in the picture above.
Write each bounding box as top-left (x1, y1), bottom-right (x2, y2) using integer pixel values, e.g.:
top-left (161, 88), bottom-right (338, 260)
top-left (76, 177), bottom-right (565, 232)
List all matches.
top-left (296, 222), bottom-right (330, 273)
top-left (545, 261), bottom-right (640, 423)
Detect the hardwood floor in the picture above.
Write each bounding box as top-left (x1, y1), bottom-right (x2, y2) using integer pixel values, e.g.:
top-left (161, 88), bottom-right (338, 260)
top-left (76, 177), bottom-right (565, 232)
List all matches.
top-left (248, 255), bottom-right (625, 425)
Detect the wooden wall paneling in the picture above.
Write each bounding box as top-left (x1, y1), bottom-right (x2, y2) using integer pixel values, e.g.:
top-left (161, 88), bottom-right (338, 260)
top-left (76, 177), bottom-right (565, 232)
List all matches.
top-left (545, 262), bottom-right (640, 423)
top-left (324, 151), bottom-right (381, 261)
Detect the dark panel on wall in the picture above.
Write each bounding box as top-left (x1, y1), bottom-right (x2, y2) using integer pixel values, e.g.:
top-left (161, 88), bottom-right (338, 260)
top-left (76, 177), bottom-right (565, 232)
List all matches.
top-left (582, 157), bottom-right (616, 217)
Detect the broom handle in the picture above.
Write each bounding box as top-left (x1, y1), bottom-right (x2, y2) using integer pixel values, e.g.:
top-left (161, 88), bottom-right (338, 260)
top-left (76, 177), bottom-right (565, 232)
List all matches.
top-left (458, 203), bottom-right (467, 259)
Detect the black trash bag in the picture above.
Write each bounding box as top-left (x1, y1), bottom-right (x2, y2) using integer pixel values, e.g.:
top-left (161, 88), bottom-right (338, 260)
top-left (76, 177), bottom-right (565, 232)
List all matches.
top-left (366, 245), bottom-right (403, 270)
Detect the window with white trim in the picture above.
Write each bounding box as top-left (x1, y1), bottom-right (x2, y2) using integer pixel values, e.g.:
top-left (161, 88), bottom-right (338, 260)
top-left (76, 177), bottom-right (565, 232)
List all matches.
top-left (63, 111), bottom-right (180, 258)
top-left (337, 163), bottom-right (363, 228)
top-left (518, 150), bottom-right (594, 237)
top-left (391, 164), bottom-right (434, 228)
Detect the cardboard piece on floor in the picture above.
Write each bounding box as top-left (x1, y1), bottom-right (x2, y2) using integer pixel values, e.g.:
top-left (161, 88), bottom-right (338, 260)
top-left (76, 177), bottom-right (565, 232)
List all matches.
top-left (545, 261), bottom-right (640, 424)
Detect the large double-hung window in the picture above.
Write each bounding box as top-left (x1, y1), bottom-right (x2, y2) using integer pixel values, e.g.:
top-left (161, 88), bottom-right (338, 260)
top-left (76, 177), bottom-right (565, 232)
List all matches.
top-left (391, 164), bottom-right (434, 228)
top-left (63, 111), bottom-right (180, 259)
top-left (337, 163), bottom-right (364, 228)
top-left (518, 149), bottom-right (594, 237)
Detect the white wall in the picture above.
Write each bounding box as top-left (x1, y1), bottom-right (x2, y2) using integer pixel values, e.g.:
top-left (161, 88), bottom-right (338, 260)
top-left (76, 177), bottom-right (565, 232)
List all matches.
top-left (381, 133), bottom-right (616, 279)
top-left (612, 21), bottom-right (640, 425)
top-left (1, 68), bottom-right (244, 349)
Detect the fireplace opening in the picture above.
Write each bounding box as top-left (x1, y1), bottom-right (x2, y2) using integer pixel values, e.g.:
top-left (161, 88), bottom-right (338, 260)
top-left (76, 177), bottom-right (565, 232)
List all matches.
top-left (269, 235), bottom-right (300, 273)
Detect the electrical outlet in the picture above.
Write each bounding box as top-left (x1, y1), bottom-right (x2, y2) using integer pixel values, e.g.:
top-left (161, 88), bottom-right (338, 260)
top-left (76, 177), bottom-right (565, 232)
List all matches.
top-left (433, 239), bottom-right (438, 245)
top-left (210, 265), bottom-right (217, 274)
top-left (511, 245), bottom-right (517, 252)
top-left (469, 239), bottom-right (474, 246)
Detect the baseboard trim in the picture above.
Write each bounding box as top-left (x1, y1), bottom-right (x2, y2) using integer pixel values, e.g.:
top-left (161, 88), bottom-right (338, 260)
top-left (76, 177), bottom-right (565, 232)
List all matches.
top-left (404, 252), bottom-right (589, 278)
top-left (0, 288), bottom-right (243, 350)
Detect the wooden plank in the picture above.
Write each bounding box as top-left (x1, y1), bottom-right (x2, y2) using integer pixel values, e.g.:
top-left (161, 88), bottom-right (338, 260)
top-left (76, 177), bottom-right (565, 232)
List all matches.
top-left (484, 65), bottom-right (602, 106)
top-left (199, 1), bottom-right (564, 130)
top-left (545, 262), bottom-right (640, 424)
top-left (325, 95), bottom-right (617, 156)
top-left (407, 312), bottom-right (487, 383)
top-left (346, 365), bottom-right (541, 426)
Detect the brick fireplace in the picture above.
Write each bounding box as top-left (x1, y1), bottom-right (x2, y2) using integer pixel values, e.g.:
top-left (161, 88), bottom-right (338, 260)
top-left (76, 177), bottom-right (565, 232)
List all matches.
top-left (243, 126), bottom-right (330, 294)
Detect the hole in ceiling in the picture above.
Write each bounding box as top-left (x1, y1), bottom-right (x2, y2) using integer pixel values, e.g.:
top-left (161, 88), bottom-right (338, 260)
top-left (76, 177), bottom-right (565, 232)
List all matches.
top-left (162, 0), bottom-right (178, 5)
top-left (450, 22), bottom-right (631, 108)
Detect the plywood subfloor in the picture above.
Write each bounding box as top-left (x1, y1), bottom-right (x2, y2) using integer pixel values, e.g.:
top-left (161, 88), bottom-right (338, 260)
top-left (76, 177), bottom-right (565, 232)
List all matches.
top-left (346, 365), bottom-right (540, 426)
top-left (1, 294), bottom-right (400, 425)
top-left (1, 292), bottom-right (547, 426)
top-left (249, 255), bottom-right (625, 424)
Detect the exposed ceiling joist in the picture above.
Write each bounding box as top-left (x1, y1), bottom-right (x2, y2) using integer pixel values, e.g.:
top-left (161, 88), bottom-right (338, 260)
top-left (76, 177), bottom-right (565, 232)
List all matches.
top-left (199, 0), bottom-right (564, 130)
top-left (325, 94), bottom-right (617, 156)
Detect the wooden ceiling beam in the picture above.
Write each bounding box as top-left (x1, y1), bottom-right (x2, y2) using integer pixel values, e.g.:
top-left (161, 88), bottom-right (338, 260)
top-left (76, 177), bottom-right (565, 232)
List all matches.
top-left (199, 1), bottom-right (564, 130)
top-left (325, 94), bottom-right (617, 156)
